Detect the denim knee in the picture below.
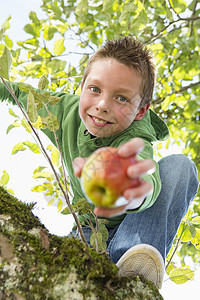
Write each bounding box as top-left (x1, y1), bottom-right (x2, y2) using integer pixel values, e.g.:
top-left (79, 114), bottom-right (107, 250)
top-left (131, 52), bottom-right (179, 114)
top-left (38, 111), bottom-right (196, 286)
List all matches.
top-left (159, 154), bottom-right (199, 201)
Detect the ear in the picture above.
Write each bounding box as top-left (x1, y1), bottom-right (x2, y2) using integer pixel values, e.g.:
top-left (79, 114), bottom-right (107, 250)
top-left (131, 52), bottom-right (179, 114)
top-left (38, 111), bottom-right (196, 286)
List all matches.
top-left (81, 80), bottom-right (83, 90)
top-left (134, 104), bottom-right (150, 121)
top-left (81, 79), bottom-right (84, 91)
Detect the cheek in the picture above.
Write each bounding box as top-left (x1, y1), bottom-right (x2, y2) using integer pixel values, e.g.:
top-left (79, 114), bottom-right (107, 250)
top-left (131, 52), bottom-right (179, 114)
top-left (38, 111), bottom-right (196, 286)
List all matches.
top-left (79, 97), bottom-right (85, 120)
top-left (116, 107), bottom-right (135, 125)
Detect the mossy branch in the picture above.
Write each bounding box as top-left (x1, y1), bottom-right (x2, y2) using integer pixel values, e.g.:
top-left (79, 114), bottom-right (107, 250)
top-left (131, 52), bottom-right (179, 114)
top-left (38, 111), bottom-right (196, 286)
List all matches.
top-left (0, 186), bottom-right (163, 299)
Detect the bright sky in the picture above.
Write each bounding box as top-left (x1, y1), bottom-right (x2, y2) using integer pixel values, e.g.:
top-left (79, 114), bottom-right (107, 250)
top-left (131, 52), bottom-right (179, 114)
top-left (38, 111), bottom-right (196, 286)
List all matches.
top-left (0, 1), bottom-right (199, 299)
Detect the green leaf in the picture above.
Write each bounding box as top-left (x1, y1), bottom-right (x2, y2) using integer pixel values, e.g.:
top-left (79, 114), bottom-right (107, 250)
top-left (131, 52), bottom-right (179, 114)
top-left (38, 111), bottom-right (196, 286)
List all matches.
top-left (191, 228), bottom-right (200, 250)
top-left (3, 35), bottom-right (13, 50)
top-left (58, 199), bottom-right (63, 212)
top-left (2, 16), bottom-right (11, 31)
top-left (43, 182), bottom-right (54, 189)
top-left (98, 223), bottom-right (109, 243)
top-left (0, 46), bottom-right (12, 80)
top-left (18, 82), bottom-right (33, 93)
top-left (33, 171), bottom-right (54, 181)
top-left (166, 262), bottom-right (176, 275)
top-left (103, 0), bottom-right (116, 12)
top-left (6, 121), bottom-right (21, 134)
top-left (27, 90), bottom-right (38, 123)
top-left (38, 75), bottom-right (49, 90)
top-left (23, 141), bottom-right (41, 154)
top-left (173, 66), bottom-right (185, 80)
top-left (177, 223), bottom-right (196, 242)
top-left (48, 95), bottom-right (62, 105)
top-left (169, 0), bottom-right (187, 14)
top-left (89, 231), bottom-right (98, 250)
top-left (24, 23), bottom-right (40, 37)
top-left (50, 2), bottom-right (62, 18)
top-left (48, 198), bottom-right (55, 206)
top-left (74, 198), bottom-right (91, 214)
top-left (43, 24), bottom-right (57, 40)
top-left (35, 116), bottom-right (48, 129)
top-left (29, 11), bottom-right (40, 26)
top-left (90, 231), bottom-right (107, 252)
top-left (169, 266), bottom-right (194, 284)
top-left (33, 166), bottom-right (46, 174)
top-left (45, 113), bottom-right (60, 132)
top-left (188, 0), bottom-right (197, 11)
top-left (47, 144), bottom-right (60, 167)
top-left (192, 216), bottom-right (200, 224)
top-left (53, 38), bottom-right (65, 55)
top-left (9, 108), bottom-right (18, 118)
top-left (0, 170), bottom-right (9, 186)
top-left (61, 207), bottom-right (71, 215)
top-left (21, 118), bottom-right (32, 133)
top-left (7, 188), bottom-right (14, 195)
top-left (32, 185), bottom-right (47, 192)
top-left (12, 142), bottom-right (26, 155)
top-left (0, 29), bottom-right (3, 41)
top-left (47, 59), bottom-right (66, 74)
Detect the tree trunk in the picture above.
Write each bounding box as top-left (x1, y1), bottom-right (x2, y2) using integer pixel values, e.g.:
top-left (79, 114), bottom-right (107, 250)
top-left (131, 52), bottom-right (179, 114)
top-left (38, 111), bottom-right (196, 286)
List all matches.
top-left (0, 187), bottom-right (163, 300)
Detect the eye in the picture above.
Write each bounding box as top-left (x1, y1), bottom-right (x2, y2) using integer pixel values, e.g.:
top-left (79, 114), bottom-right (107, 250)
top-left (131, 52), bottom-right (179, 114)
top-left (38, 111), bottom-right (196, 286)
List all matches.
top-left (116, 95), bottom-right (129, 103)
top-left (90, 86), bottom-right (100, 93)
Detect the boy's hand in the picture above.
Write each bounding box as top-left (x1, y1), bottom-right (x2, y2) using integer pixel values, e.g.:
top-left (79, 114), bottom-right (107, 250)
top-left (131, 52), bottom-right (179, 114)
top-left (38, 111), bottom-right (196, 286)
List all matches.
top-left (73, 138), bottom-right (155, 218)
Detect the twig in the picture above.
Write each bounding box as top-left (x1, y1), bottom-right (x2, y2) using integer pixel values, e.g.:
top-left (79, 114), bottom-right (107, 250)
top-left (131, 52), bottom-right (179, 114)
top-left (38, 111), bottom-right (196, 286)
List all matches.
top-left (153, 81), bottom-right (200, 105)
top-left (145, 15), bottom-right (200, 44)
top-left (165, 236), bottom-right (181, 271)
top-left (165, 222), bottom-right (187, 271)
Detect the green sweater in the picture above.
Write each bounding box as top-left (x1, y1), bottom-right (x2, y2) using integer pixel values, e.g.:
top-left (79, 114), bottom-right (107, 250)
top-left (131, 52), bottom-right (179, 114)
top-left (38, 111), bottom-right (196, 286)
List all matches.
top-left (0, 82), bottom-right (169, 226)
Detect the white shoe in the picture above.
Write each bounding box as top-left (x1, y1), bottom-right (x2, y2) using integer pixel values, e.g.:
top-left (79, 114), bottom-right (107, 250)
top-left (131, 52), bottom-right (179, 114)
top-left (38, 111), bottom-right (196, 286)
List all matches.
top-left (116, 244), bottom-right (165, 289)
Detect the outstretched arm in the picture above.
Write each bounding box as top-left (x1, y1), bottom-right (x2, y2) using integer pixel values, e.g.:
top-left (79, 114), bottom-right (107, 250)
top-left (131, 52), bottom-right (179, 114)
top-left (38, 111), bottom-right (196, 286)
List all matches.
top-left (73, 138), bottom-right (155, 218)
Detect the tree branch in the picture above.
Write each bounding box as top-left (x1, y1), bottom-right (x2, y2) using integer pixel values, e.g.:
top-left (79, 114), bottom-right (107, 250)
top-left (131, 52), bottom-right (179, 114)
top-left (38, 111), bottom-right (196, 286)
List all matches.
top-left (145, 15), bottom-right (200, 44)
top-left (153, 81), bottom-right (200, 105)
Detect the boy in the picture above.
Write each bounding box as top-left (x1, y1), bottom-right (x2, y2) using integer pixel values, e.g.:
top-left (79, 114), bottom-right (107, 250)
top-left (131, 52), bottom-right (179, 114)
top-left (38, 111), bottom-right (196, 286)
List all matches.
top-left (0, 37), bottom-right (198, 289)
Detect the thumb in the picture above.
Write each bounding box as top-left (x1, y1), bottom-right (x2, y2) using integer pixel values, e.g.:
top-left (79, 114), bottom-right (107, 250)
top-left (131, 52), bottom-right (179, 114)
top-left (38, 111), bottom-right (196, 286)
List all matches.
top-left (73, 157), bottom-right (87, 177)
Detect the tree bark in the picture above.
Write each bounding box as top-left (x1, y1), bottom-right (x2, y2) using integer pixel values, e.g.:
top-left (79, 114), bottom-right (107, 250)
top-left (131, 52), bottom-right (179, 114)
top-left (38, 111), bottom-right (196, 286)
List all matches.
top-left (0, 187), bottom-right (163, 300)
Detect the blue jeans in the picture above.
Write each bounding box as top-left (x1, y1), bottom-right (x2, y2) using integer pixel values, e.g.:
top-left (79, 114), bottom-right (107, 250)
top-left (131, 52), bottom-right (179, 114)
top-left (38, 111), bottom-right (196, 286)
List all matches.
top-left (71, 154), bottom-right (199, 263)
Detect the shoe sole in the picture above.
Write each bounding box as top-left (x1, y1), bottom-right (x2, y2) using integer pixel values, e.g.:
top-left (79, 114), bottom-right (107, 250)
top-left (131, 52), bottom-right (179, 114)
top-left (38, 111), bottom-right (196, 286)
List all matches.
top-left (116, 244), bottom-right (164, 289)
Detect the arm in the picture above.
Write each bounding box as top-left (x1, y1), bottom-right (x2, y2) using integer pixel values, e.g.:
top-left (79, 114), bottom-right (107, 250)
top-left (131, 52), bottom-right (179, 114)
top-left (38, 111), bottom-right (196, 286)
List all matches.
top-left (0, 80), bottom-right (79, 151)
top-left (0, 80), bottom-right (28, 107)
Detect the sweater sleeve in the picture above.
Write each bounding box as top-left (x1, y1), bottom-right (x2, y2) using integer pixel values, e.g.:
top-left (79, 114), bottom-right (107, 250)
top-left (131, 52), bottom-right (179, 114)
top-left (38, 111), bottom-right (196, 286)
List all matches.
top-left (111, 138), bottom-right (161, 213)
top-left (0, 81), bottom-right (28, 108)
top-left (0, 80), bottom-right (80, 152)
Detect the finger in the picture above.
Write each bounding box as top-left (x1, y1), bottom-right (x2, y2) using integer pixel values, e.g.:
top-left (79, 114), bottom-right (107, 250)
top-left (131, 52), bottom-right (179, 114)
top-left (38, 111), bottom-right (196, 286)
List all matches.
top-left (127, 159), bottom-right (155, 178)
top-left (123, 180), bottom-right (153, 200)
top-left (117, 138), bottom-right (144, 157)
top-left (94, 205), bottom-right (127, 218)
top-left (73, 157), bottom-right (87, 177)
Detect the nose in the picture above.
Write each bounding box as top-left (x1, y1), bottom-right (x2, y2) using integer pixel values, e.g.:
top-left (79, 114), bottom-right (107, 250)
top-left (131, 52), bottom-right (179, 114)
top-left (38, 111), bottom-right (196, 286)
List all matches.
top-left (95, 98), bottom-right (110, 113)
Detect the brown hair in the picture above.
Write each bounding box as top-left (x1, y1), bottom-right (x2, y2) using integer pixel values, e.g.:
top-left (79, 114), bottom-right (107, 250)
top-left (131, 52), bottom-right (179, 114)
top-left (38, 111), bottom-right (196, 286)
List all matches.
top-left (82, 37), bottom-right (156, 108)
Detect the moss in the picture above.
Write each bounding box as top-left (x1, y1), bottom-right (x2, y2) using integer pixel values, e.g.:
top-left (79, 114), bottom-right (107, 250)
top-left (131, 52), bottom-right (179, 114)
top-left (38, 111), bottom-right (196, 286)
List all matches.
top-left (0, 186), bottom-right (42, 231)
top-left (0, 186), bottom-right (163, 299)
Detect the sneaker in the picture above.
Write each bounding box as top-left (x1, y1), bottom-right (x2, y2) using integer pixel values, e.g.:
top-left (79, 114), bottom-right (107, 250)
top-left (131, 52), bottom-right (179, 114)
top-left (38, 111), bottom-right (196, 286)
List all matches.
top-left (116, 244), bottom-right (165, 289)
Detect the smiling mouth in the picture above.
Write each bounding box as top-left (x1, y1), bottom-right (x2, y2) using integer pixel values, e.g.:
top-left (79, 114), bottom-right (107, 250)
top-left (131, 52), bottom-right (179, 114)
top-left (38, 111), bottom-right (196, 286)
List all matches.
top-left (89, 115), bottom-right (113, 125)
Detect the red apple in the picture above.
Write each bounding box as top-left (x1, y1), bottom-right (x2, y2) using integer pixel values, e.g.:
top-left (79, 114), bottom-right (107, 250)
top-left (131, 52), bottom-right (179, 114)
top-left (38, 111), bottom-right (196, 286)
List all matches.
top-left (81, 147), bottom-right (140, 207)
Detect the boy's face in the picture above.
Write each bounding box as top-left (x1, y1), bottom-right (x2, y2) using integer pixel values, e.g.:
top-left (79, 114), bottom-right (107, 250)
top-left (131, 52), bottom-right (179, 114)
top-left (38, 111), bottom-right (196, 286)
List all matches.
top-left (79, 58), bottom-right (149, 138)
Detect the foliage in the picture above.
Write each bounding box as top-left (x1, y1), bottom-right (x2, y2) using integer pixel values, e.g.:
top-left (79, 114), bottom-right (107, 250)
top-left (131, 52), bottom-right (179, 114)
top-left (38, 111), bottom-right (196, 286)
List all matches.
top-left (0, 0), bottom-right (200, 285)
